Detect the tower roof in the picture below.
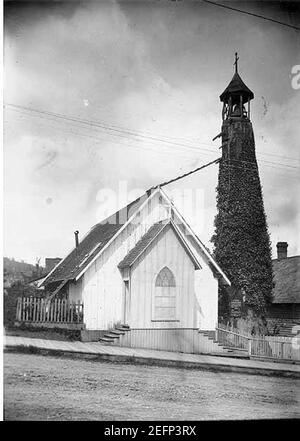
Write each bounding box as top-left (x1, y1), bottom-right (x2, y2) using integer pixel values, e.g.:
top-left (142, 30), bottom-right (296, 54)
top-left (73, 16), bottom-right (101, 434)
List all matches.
top-left (220, 71), bottom-right (254, 103)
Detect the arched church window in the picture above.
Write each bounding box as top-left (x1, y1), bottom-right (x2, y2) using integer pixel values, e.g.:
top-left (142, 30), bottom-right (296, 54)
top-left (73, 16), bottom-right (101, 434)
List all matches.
top-left (153, 267), bottom-right (176, 320)
top-left (155, 266), bottom-right (176, 287)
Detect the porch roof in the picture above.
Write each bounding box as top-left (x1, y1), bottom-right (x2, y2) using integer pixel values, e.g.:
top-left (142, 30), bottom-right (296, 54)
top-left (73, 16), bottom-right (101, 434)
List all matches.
top-left (118, 220), bottom-right (201, 270)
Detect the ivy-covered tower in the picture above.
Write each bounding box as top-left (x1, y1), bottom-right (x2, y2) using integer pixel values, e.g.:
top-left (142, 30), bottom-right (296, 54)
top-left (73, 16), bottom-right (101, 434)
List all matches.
top-left (212, 54), bottom-right (273, 321)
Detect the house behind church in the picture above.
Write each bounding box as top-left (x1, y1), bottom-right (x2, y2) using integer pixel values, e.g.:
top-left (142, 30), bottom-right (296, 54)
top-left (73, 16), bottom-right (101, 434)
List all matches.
top-left (266, 242), bottom-right (300, 336)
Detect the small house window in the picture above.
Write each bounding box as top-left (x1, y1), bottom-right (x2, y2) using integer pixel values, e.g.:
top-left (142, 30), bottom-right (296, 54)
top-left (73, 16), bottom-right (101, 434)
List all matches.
top-left (153, 266), bottom-right (176, 320)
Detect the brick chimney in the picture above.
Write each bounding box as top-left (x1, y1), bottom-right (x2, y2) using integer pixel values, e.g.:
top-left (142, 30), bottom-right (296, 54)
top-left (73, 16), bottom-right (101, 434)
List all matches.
top-left (276, 242), bottom-right (288, 260)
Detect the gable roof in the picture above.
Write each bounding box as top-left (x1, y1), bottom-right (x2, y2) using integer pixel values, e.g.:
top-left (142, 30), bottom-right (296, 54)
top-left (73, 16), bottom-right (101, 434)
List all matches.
top-left (272, 256), bottom-right (300, 304)
top-left (118, 221), bottom-right (166, 269)
top-left (42, 193), bottom-right (148, 286)
top-left (158, 188), bottom-right (231, 285)
top-left (118, 220), bottom-right (201, 270)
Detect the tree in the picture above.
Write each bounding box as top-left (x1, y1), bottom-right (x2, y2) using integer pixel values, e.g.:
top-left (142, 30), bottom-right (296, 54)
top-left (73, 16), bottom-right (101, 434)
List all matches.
top-left (4, 280), bottom-right (42, 327)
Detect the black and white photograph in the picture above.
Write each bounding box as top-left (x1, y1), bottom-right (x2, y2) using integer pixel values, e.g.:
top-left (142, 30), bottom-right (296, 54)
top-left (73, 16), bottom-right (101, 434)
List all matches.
top-left (2, 0), bottom-right (300, 424)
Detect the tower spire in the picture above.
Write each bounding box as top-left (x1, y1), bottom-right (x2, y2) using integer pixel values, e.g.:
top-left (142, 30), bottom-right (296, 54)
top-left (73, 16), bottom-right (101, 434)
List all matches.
top-left (234, 52), bottom-right (239, 74)
top-left (220, 52), bottom-right (254, 121)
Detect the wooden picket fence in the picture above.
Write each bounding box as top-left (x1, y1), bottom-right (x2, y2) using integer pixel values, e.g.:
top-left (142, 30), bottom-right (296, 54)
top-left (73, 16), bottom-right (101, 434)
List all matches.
top-left (251, 335), bottom-right (300, 361)
top-left (216, 326), bottom-right (300, 361)
top-left (16, 297), bottom-right (84, 324)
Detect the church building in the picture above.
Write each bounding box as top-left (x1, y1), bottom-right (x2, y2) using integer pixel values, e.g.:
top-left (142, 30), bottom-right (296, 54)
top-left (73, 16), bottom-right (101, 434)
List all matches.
top-left (15, 56), bottom-right (298, 354)
top-left (41, 186), bottom-right (230, 350)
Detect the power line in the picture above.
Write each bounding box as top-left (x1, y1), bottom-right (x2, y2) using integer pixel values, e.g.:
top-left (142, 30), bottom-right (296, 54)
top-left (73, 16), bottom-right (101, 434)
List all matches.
top-left (6, 103), bottom-right (300, 166)
top-left (230, 156), bottom-right (299, 171)
top-left (5, 108), bottom-right (298, 183)
top-left (9, 106), bottom-right (298, 174)
top-left (152, 157), bottom-right (221, 189)
top-left (5, 106), bottom-right (299, 177)
top-left (10, 109), bottom-right (299, 179)
top-left (5, 103), bottom-right (221, 185)
top-left (10, 103), bottom-right (298, 163)
top-left (254, 151), bottom-right (299, 163)
top-left (7, 102), bottom-right (209, 147)
top-left (13, 101), bottom-right (298, 163)
top-left (5, 103), bottom-right (219, 156)
top-left (221, 162), bottom-right (299, 180)
top-left (8, 103), bottom-right (299, 165)
top-left (5, 103), bottom-right (216, 153)
top-left (201, 0), bottom-right (300, 31)
top-left (5, 103), bottom-right (300, 172)
top-left (6, 107), bottom-right (217, 160)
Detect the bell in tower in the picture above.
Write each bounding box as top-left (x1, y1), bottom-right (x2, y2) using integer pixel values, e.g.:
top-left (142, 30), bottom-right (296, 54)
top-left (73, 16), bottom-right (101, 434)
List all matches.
top-left (220, 53), bottom-right (254, 121)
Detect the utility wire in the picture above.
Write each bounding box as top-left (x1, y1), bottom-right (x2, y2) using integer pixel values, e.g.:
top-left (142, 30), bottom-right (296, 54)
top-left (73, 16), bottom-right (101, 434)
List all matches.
top-left (5, 107), bottom-right (298, 183)
top-left (5, 103), bottom-right (217, 155)
top-left (9, 109), bottom-right (299, 178)
top-left (5, 103), bottom-right (300, 171)
top-left (8, 103), bottom-right (299, 165)
top-left (201, 0), bottom-right (300, 31)
top-left (11, 103), bottom-right (297, 163)
top-left (6, 106), bottom-right (217, 160)
top-left (226, 155), bottom-right (298, 171)
top-left (221, 162), bottom-right (299, 180)
top-left (152, 157), bottom-right (221, 189)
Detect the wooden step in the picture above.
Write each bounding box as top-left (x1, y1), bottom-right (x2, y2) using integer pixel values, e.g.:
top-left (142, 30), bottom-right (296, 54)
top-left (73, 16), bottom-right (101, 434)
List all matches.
top-left (116, 326), bottom-right (130, 332)
top-left (214, 341), bottom-right (229, 347)
top-left (109, 330), bottom-right (125, 336)
top-left (104, 333), bottom-right (120, 339)
top-left (99, 337), bottom-right (115, 343)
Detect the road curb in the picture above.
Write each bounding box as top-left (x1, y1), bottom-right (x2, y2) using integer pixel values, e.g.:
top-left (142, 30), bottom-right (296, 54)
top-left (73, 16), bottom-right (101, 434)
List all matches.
top-left (5, 344), bottom-right (300, 379)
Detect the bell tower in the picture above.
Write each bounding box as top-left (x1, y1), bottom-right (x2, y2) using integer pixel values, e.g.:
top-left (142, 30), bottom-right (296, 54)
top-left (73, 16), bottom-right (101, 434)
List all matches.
top-left (212, 54), bottom-right (273, 321)
top-left (220, 53), bottom-right (254, 121)
top-left (219, 52), bottom-right (255, 165)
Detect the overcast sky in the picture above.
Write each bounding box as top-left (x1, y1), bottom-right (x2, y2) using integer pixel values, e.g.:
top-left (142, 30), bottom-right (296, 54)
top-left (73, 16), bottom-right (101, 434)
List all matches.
top-left (4, 0), bottom-right (300, 265)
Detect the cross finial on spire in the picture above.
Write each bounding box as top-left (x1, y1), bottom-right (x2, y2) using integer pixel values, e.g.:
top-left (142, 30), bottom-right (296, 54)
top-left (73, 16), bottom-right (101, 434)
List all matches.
top-left (234, 52), bottom-right (239, 73)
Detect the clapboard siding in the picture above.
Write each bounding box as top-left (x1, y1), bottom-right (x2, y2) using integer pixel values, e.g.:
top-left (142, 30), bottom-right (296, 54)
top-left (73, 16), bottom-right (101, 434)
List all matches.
top-left (175, 218), bottom-right (219, 329)
top-left (130, 225), bottom-right (195, 328)
top-left (81, 192), bottom-right (168, 329)
top-left (118, 328), bottom-right (227, 354)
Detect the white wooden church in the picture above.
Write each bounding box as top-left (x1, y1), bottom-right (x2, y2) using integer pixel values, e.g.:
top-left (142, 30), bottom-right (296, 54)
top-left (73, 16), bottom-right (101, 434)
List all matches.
top-left (41, 186), bottom-right (230, 351)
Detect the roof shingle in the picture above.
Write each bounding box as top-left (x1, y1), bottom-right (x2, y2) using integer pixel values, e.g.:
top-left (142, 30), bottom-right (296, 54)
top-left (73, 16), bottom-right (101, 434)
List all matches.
top-left (272, 256), bottom-right (300, 304)
top-left (118, 220), bottom-right (201, 270)
top-left (44, 194), bottom-right (147, 285)
top-left (118, 221), bottom-right (167, 269)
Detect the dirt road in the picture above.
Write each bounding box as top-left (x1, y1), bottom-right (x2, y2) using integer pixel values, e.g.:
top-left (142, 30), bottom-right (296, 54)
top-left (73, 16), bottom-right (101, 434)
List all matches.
top-left (4, 352), bottom-right (300, 420)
